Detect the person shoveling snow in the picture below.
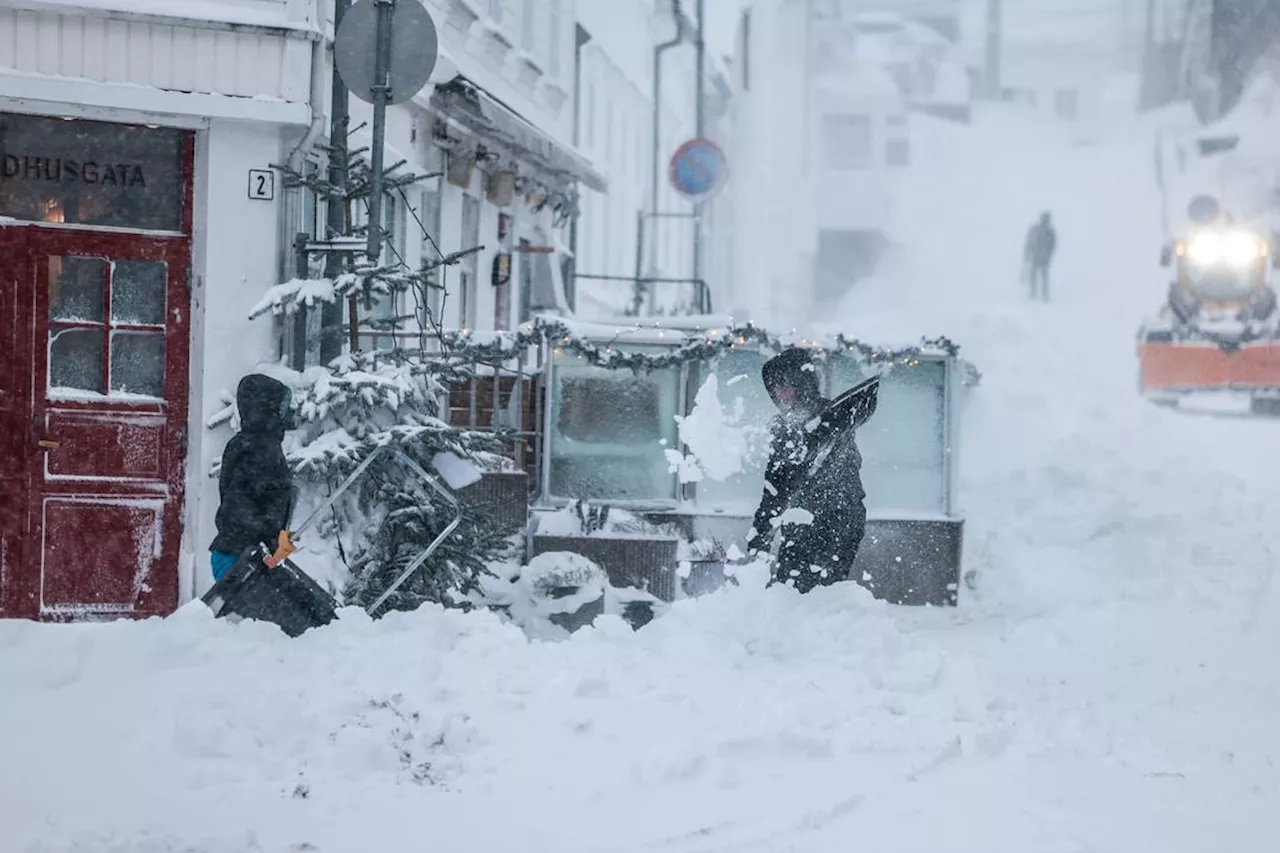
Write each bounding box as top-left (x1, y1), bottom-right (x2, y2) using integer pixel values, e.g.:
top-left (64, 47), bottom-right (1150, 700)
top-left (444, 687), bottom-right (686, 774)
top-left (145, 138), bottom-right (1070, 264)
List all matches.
top-left (209, 373), bottom-right (299, 581)
top-left (746, 348), bottom-right (880, 593)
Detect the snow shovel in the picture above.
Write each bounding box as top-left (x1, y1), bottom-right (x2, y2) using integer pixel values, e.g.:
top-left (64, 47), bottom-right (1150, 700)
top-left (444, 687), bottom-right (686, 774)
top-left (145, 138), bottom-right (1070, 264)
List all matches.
top-left (201, 445), bottom-right (463, 633)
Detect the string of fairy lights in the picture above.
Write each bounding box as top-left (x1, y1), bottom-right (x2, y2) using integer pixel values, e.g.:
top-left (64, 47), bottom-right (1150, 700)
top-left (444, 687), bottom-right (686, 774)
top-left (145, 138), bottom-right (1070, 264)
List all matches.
top-left (438, 318), bottom-right (981, 384)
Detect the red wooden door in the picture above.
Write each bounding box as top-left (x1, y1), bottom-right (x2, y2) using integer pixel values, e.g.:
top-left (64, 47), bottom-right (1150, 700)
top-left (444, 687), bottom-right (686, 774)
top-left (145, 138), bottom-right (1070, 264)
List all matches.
top-left (0, 225), bottom-right (189, 620)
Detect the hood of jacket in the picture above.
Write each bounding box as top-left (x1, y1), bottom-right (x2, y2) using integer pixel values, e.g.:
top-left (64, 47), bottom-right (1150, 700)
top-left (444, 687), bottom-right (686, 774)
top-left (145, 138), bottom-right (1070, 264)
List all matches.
top-left (236, 373), bottom-right (292, 437)
top-left (761, 348), bottom-right (823, 411)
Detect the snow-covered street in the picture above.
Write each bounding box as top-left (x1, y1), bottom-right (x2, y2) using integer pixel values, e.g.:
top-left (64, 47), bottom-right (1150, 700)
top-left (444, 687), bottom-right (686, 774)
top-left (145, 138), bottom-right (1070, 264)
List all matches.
top-left (6, 107), bottom-right (1280, 853)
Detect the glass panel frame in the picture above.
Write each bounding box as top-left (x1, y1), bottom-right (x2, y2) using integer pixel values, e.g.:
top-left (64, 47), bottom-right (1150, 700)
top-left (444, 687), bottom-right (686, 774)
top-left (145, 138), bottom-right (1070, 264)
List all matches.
top-left (545, 344), bottom-right (683, 504)
top-left (679, 349), bottom-right (954, 518)
top-left (683, 349), bottom-right (775, 515)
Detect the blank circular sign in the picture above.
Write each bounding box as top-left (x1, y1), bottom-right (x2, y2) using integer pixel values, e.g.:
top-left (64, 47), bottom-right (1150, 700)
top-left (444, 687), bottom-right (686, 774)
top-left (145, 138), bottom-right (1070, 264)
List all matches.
top-left (334, 0), bottom-right (439, 106)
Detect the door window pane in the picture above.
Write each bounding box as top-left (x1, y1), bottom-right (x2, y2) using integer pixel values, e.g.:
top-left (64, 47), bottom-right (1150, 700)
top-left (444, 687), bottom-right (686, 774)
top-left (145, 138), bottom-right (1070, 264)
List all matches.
top-left (111, 260), bottom-right (166, 325)
top-left (0, 113), bottom-right (186, 231)
top-left (49, 328), bottom-right (104, 393)
top-left (48, 256), bottom-right (107, 322)
top-left (110, 332), bottom-right (165, 398)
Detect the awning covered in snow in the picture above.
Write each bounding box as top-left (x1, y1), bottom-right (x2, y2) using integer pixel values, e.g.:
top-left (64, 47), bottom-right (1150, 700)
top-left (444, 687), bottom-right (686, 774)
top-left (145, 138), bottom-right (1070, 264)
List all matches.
top-left (429, 75), bottom-right (608, 194)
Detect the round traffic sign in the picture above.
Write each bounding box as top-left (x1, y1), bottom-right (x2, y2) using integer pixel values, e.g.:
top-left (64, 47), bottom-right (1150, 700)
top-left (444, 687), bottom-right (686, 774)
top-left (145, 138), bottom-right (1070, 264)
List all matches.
top-left (669, 138), bottom-right (728, 201)
top-left (335, 0), bottom-right (439, 106)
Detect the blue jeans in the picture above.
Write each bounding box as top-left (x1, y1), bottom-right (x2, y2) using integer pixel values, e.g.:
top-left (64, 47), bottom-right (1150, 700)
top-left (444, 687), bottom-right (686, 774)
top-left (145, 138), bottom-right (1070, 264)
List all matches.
top-left (211, 551), bottom-right (238, 583)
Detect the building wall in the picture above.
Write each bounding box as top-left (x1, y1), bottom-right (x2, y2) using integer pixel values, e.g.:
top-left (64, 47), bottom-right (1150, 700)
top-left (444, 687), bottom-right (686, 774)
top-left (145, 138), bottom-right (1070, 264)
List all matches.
top-left (359, 0), bottom-right (581, 335)
top-left (574, 1), bottom-right (704, 317)
top-left (188, 121), bottom-right (295, 600)
top-left (0, 0), bottom-right (317, 125)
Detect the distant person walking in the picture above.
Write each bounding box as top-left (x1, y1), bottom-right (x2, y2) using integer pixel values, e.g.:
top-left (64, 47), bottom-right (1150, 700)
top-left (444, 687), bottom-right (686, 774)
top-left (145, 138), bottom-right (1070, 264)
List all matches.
top-left (1023, 211), bottom-right (1057, 301)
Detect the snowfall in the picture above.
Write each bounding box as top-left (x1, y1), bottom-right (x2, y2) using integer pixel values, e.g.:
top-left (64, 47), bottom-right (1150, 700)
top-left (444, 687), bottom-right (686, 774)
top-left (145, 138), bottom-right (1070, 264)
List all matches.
top-left (6, 97), bottom-right (1280, 853)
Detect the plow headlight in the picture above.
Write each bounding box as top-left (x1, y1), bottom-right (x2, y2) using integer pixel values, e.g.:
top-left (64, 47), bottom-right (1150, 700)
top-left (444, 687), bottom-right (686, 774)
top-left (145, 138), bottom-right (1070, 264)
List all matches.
top-left (1223, 231), bottom-right (1262, 266)
top-left (1187, 230), bottom-right (1264, 267)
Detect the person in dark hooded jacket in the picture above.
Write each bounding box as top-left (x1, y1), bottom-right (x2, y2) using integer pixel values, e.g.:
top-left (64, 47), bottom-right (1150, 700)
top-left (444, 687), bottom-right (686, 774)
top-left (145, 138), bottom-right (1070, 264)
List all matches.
top-left (748, 348), bottom-right (875, 593)
top-left (209, 373), bottom-right (297, 582)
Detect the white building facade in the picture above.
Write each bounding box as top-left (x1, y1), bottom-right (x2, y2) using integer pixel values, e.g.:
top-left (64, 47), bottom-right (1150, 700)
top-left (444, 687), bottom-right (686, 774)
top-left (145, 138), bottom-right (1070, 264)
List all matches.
top-left (0, 0), bottom-right (617, 618)
top-left (572, 0), bottom-right (735, 319)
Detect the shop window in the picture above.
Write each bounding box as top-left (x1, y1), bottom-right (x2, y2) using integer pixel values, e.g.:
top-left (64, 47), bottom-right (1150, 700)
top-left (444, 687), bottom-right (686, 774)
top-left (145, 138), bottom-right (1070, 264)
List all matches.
top-left (548, 347), bottom-right (680, 502)
top-left (519, 232), bottom-right (559, 323)
top-left (828, 355), bottom-right (946, 513)
top-left (420, 182), bottom-right (445, 329)
top-left (47, 255), bottom-right (167, 399)
top-left (459, 192), bottom-right (480, 329)
top-left (0, 113), bottom-right (186, 232)
top-left (688, 350), bottom-right (774, 513)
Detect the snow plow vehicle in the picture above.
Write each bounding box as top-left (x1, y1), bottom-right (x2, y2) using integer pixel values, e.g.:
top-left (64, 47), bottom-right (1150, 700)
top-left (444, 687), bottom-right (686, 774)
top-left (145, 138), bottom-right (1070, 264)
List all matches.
top-left (1137, 222), bottom-right (1280, 414)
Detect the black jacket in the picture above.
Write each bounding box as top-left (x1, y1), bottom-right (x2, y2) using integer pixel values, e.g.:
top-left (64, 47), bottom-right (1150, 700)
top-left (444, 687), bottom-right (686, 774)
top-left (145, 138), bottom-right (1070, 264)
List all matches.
top-left (210, 373), bottom-right (296, 555)
top-left (749, 349), bottom-right (878, 555)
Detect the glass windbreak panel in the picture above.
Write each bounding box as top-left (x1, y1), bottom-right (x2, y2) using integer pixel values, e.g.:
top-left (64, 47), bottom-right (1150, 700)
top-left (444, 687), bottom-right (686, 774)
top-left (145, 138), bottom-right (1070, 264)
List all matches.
top-left (111, 260), bottom-right (166, 325)
top-left (110, 332), bottom-right (165, 398)
top-left (830, 355), bottom-right (947, 514)
top-left (689, 350), bottom-right (776, 514)
top-left (0, 113), bottom-right (185, 231)
top-left (549, 348), bottom-right (680, 501)
top-left (48, 256), bottom-right (107, 322)
top-left (49, 328), bottom-right (105, 393)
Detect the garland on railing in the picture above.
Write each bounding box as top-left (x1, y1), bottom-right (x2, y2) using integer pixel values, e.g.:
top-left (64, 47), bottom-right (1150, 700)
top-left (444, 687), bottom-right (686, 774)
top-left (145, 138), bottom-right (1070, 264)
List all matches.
top-left (438, 318), bottom-right (981, 385)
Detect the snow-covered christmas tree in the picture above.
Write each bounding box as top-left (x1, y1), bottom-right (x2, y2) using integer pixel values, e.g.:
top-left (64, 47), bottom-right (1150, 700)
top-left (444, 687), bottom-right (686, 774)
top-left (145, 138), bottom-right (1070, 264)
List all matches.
top-left (210, 138), bottom-right (513, 614)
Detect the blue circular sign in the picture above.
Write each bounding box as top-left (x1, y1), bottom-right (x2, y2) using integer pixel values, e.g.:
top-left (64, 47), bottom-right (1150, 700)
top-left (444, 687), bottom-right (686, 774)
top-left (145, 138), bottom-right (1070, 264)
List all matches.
top-left (669, 138), bottom-right (727, 200)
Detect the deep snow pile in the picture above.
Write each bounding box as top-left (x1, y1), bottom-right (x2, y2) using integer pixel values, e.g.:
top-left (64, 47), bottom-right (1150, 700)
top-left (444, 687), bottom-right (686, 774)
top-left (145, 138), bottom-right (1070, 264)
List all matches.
top-left (6, 105), bottom-right (1280, 853)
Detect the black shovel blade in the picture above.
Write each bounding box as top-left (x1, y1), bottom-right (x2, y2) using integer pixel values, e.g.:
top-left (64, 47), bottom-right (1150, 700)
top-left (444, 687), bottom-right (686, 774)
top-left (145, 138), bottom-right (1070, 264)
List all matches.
top-left (201, 544), bottom-right (338, 638)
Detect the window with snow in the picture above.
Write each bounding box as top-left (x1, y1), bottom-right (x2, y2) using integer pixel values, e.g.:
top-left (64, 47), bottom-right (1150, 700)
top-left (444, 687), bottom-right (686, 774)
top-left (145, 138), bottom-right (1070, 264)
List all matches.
top-left (820, 114), bottom-right (872, 171)
top-left (47, 256), bottom-right (167, 400)
top-left (685, 350), bottom-right (775, 513)
top-left (829, 355), bottom-right (948, 514)
top-left (548, 348), bottom-right (680, 502)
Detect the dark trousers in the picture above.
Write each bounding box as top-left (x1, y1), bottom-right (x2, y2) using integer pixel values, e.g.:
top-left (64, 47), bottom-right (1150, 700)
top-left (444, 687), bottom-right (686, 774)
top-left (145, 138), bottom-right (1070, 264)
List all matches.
top-left (772, 505), bottom-right (866, 594)
top-left (1029, 263), bottom-right (1050, 300)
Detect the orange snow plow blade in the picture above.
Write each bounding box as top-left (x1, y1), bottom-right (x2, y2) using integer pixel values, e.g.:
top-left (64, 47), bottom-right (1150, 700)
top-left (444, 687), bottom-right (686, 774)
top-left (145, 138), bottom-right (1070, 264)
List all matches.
top-left (1139, 340), bottom-right (1280, 391)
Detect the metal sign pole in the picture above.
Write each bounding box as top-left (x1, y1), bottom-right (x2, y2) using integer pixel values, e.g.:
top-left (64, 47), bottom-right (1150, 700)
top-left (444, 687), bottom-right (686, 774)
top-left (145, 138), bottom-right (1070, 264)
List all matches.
top-left (366, 0), bottom-right (395, 262)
